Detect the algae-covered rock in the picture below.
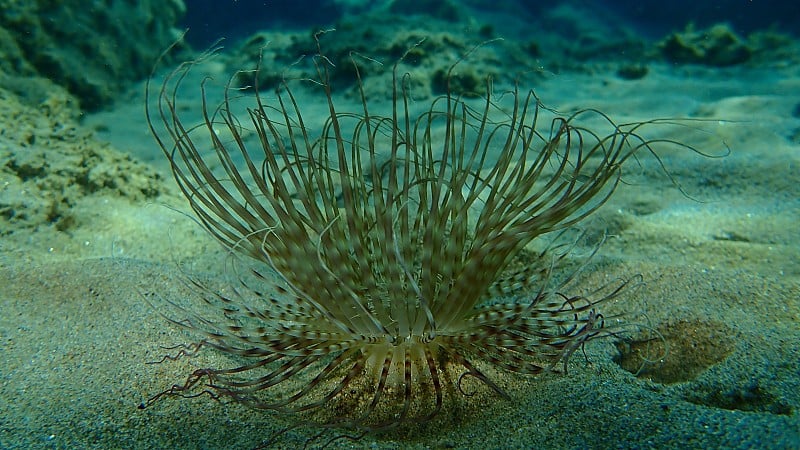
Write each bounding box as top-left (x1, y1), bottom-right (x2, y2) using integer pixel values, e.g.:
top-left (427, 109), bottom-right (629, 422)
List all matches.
top-left (0, 0), bottom-right (186, 111)
top-left (746, 29), bottom-right (800, 66)
top-left (659, 23), bottom-right (751, 66)
top-left (0, 82), bottom-right (162, 234)
top-left (228, 13), bottom-right (507, 101)
top-left (616, 63), bottom-right (648, 80)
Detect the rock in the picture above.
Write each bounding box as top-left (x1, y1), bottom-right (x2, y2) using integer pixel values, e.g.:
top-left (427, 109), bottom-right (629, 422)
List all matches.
top-left (659, 23), bottom-right (751, 66)
top-left (0, 0), bottom-right (186, 111)
top-left (0, 83), bottom-right (162, 234)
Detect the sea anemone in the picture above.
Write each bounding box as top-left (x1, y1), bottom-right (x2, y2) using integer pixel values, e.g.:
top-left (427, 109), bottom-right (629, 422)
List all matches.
top-left (142, 35), bottom-right (700, 442)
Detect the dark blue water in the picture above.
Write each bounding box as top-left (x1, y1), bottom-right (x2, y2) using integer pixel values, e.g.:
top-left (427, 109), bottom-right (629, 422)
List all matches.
top-left (181, 0), bottom-right (800, 47)
top-left (596, 0), bottom-right (800, 36)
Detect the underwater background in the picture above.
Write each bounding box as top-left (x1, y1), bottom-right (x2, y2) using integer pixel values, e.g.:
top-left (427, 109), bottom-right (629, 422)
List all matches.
top-left (1, 1), bottom-right (798, 448)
